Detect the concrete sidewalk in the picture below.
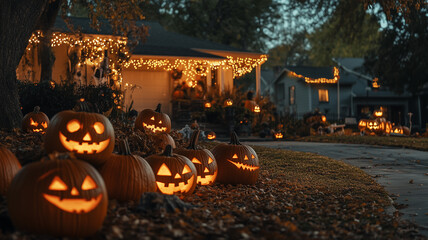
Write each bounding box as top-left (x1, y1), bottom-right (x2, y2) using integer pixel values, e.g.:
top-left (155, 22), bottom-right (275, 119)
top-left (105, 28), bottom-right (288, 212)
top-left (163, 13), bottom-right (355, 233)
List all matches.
top-left (244, 141), bottom-right (428, 236)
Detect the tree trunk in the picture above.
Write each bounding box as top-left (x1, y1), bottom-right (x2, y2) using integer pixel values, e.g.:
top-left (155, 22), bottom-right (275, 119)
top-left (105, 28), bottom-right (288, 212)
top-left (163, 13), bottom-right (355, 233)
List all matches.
top-left (0, 1), bottom-right (50, 129)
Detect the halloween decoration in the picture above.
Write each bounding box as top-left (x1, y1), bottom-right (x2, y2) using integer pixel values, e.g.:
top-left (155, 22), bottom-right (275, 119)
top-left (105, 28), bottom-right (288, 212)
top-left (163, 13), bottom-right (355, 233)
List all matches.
top-left (146, 145), bottom-right (197, 195)
top-left (392, 126), bottom-right (404, 135)
top-left (274, 132), bottom-right (284, 139)
top-left (44, 110), bottom-right (115, 166)
top-left (211, 132), bottom-right (259, 185)
top-left (0, 146), bottom-right (21, 195)
top-left (154, 132), bottom-right (176, 149)
top-left (135, 104), bottom-right (171, 134)
top-left (100, 139), bottom-right (156, 201)
top-left (373, 110), bottom-right (383, 118)
top-left (22, 106), bottom-right (49, 133)
top-left (253, 105), bottom-right (261, 113)
top-left (358, 119), bottom-right (367, 132)
top-left (204, 102), bottom-right (212, 108)
top-left (244, 99), bottom-right (257, 111)
top-left (224, 99), bottom-right (233, 107)
top-left (175, 131), bottom-right (218, 186)
top-left (206, 131), bottom-right (216, 140)
top-left (321, 115), bottom-right (327, 122)
top-left (7, 153), bottom-right (107, 237)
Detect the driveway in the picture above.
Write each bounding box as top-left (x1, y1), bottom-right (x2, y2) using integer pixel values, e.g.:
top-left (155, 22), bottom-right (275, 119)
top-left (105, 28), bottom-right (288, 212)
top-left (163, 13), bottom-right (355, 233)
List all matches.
top-left (245, 141), bottom-right (428, 235)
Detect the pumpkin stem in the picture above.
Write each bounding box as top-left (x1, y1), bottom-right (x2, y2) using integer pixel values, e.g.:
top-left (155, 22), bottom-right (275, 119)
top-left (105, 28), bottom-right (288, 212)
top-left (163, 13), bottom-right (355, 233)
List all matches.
top-left (118, 139), bottom-right (132, 155)
top-left (155, 103), bottom-right (162, 113)
top-left (229, 131), bottom-right (241, 145)
top-left (187, 130), bottom-right (200, 150)
top-left (33, 106), bottom-right (40, 113)
top-left (162, 145), bottom-right (173, 156)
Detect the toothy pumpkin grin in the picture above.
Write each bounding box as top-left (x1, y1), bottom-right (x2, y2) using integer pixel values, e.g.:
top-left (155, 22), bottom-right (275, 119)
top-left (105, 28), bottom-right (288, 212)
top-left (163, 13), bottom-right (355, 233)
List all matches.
top-left (197, 172), bottom-right (217, 185)
top-left (59, 132), bottom-right (110, 154)
top-left (156, 175), bottom-right (195, 195)
top-left (32, 128), bottom-right (45, 133)
top-left (43, 193), bottom-right (103, 213)
top-left (227, 160), bottom-right (259, 171)
top-left (142, 123), bottom-right (167, 133)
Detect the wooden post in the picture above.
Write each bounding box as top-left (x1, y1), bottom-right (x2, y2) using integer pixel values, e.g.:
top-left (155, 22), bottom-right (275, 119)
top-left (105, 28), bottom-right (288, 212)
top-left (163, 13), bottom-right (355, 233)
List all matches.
top-left (256, 65), bottom-right (261, 97)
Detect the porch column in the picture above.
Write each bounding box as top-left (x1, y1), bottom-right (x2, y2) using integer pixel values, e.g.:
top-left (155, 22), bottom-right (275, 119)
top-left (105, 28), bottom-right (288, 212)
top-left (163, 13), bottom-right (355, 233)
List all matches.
top-left (256, 64), bottom-right (261, 97)
top-left (206, 68), bottom-right (212, 92)
top-left (218, 68), bottom-right (224, 95)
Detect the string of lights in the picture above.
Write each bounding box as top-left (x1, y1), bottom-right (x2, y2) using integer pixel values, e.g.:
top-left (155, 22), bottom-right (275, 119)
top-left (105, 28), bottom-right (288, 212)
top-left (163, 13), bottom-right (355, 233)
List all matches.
top-left (288, 67), bottom-right (340, 84)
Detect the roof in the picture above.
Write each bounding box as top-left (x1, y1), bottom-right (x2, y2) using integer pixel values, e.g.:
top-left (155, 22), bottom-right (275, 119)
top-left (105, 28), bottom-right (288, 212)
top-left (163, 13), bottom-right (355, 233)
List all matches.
top-left (53, 17), bottom-right (253, 57)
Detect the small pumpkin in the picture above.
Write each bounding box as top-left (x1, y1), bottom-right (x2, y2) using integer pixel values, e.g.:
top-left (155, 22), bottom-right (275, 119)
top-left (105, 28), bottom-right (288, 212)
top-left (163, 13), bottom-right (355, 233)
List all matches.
top-left (22, 106), bottom-right (49, 133)
top-left (100, 139), bottom-right (156, 201)
top-left (358, 119), bottom-right (368, 132)
top-left (154, 132), bottom-right (176, 149)
top-left (146, 145), bottom-right (197, 195)
top-left (7, 153), bottom-right (108, 237)
top-left (44, 110), bottom-right (115, 166)
top-left (211, 132), bottom-right (259, 185)
top-left (175, 130), bottom-right (218, 186)
top-left (0, 146), bottom-right (21, 195)
top-left (135, 104), bottom-right (171, 134)
top-left (206, 131), bottom-right (216, 140)
top-left (373, 109), bottom-right (383, 118)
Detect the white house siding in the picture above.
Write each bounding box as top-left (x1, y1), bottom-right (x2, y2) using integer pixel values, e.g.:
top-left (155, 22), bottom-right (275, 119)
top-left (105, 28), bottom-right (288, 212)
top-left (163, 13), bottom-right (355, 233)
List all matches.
top-left (275, 77), bottom-right (311, 117)
top-left (122, 69), bottom-right (172, 115)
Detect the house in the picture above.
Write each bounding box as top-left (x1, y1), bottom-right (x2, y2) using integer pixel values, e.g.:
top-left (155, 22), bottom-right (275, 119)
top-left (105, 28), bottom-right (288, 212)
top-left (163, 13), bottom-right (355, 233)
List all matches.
top-left (16, 17), bottom-right (267, 116)
top-left (274, 58), bottom-right (415, 127)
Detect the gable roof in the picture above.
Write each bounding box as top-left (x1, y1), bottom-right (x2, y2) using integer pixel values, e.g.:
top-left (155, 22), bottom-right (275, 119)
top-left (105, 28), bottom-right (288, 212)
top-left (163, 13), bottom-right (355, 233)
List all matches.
top-left (52, 17), bottom-right (253, 58)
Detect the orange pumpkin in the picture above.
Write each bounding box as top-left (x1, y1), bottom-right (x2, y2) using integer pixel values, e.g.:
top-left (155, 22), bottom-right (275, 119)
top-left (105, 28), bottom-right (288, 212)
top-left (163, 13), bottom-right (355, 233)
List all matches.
top-left (7, 153), bottom-right (108, 237)
top-left (0, 146), bottom-right (21, 195)
top-left (135, 104), bottom-right (171, 134)
top-left (175, 130), bottom-right (218, 186)
top-left (22, 106), bottom-right (49, 133)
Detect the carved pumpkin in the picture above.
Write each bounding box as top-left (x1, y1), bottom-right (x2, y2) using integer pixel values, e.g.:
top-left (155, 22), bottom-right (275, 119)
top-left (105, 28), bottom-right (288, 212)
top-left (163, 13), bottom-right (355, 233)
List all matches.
top-left (0, 146), bottom-right (21, 195)
top-left (22, 106), bottom-right (49, 133)
top-left (211, 132), bottom-right (259, 185)
top-left (146, 145), bottom-right (197, 195)
top-left (204, 102), bottom-right (212, 108)
top-left (385, 122), bottom-right (392, 134)
top-left (175, 130), bottom-right (218, 186)
top-left (373, 110), bottom-right (383, 118)
top-left (358, 119), bottom-right (368, 132)
top-left (206, 131), bottom-right (216, 140)
top-left (135, 104), bottom-right (171, 134)
top-left (44, 110), bottom-right (115, 166)
top-left (321, 115), bottom-right (326, 122)
top-left (224, 98), bottom-right (233, 107)
top-left (402, 126), bottom-right (411, 136)
top-left (253, 105), bottom-right (261, 113)
top-left (100, 139), bottom-right (156, 201)
top-left (154, 132), bottom-right (176, 149)
top-left (274, 132), bottom-right (284, 139)
top-left (7, 153), bottom-right (107, 237)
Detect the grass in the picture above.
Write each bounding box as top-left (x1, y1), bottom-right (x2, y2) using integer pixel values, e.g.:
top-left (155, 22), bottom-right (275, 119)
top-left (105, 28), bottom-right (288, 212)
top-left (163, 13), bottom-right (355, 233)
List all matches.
top-left (298, 135), bottom-right (428, 151)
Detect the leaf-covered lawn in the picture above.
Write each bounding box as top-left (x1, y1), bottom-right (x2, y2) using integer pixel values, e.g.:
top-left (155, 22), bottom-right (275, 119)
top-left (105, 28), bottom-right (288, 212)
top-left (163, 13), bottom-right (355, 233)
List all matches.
top-left (299, 135), bottom-right (428, 151)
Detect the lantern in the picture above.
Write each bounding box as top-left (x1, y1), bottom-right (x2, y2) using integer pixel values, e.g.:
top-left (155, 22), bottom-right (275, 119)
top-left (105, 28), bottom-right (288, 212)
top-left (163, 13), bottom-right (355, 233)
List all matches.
top-left (22, 106), bottom-right (49, 133)
top-left (135, 104), bottom-right (171, 134)
top-left (211, 132), bottom-right (259, 185)
top-left (7, 153), bottom-right (108, 237)
top-left (175, 130), bottom-right (218, 186)
top-left (206, 131), bottom-right (216, 140)
top-left (146, 145), bottom-right (197, 195)
top-left (321, 115), bottom-right (326, 122)
top-left (224, 99), bottom-right (233, 107)
top-left (44, 110), bottom-right (115, 166)
top-left (0, 146), bottom-right (21, 195)
top-left (100, 139), bottom-right (156, 201)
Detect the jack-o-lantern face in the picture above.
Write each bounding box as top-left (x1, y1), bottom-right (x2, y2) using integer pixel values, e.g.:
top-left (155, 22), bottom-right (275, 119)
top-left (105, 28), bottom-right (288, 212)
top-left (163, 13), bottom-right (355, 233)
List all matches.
top-left (22, 106), bottom-right (49, 133)
top-left (146, 145), bottom-right (197, 195)
top-left (7, 153), bottom-right (108, 237)
top-left (175, 131), bottom-right (218, 185)
top-left (274, 132), bottom-right (284, 139)
top-left (367, 120), bottom-right (379, 130)
top-left (373, 110), bottom-right (383, 117)
top-left (225, 99), bottom-right (233, 107)
top-left (135, 104), bottom-right (171, 134)
top-left (321, 115), bottom-right (326, 122)
top-left (205, 102), bottom-right (212, 108)
top-left (211, 132), bottom-right (260, 185)
top-left (44, 110), bottom-right (115, 166)
top-left (206, 131), bottom-right (216, 140)
top-left (253, 105), bottom-right (261, 113)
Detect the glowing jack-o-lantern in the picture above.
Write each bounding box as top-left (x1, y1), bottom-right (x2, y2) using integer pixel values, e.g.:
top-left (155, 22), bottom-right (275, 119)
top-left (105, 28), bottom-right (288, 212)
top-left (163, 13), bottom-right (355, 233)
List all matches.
top-left (22, 106), bottom-right (49, 133)
top-left (321, 115), bottom-right (327, 122)
top-left (274, 132), bottom-right (284, 139)
top-left (204, 102), bottom-right (212, 108)
top-left (7, 153), bottom-right (107, 237)
top-left (206, 131), bottom-right (216, 140)
top-left (146, 145), bottom-right (197, 195)
top-left (44, 110), bottom-right (115, 166)
top-left (135, 103), bottom-right (171, 134)
top-left (175, 130), bottom-right (218, 185)
top-left (358, 120), bottom-right (367, 132)
top-left (373, 110), bottom-right (383, 118)
top-left (100, 139), bottom-right (156, 201)
top-left (211, 132), bottom-right (260, 185)
top-left (253, 105), bottom-right (261, 113)
top-left (224, 98), bottom-right (233, 107)
top-left (0, 146), bottom-right (21, 195)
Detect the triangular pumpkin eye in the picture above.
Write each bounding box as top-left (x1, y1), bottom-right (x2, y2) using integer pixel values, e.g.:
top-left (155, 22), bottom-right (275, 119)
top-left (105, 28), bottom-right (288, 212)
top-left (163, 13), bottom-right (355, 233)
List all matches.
top-left (191, 158), bottom-right (202, 164)
top-left (49, 176), bottom-right (68, 191)
top-left (159, 120), bottom-right (162, 124)
top-left (251, 154), bottom-right (255, 159)
top-left (182, 164), bottom-right (191, 174)
top-left (232, 154), bottom-right (238, 159)
top-left (30, 118), bottom-right (38, 126)
top-left (208, 157), bottom-right (214, 164)
top-left (41, 122), bottom-right (48, 128)
top-left (81, 176), bottom-right (97, 190)
top-left (244, 155), bottom-right (249, 160)
top-left (157, 163), bottom-right (172, 176)
top-left (150, 116), bottom-right (155, 120)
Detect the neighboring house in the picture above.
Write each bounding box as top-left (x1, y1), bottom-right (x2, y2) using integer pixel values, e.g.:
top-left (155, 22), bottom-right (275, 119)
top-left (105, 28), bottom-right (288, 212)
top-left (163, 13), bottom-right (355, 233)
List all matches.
top-left (274, 58), bottom-right (415, 127)
top-left (16, 17), bottom-right (267, 116)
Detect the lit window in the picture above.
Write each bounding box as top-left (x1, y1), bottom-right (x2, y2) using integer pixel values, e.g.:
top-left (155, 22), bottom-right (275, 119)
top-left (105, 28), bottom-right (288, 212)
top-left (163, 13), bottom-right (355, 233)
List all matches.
top-left (318, 89), bottom-right (329, 102)
top-left (289, 86), bottom-right (295, 105)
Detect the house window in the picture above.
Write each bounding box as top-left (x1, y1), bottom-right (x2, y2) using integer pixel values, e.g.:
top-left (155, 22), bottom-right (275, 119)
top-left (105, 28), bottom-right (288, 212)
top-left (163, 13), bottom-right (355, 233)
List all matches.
top-left (318, 89), bottom-right (329, 102)
top-left (276, 83), bottom-right (285, 101)
top-left (289, 86), bottom-right (295, 105)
